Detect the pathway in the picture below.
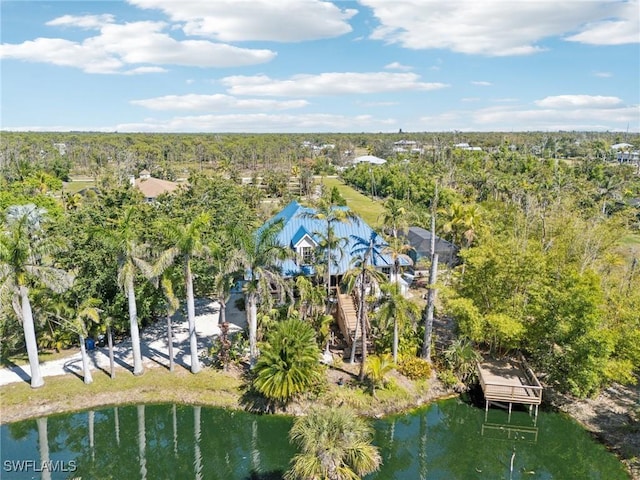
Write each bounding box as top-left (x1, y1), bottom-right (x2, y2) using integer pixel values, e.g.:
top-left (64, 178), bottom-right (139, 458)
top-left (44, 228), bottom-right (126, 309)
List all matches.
top-left (0, 294), bottom-right (247, 387)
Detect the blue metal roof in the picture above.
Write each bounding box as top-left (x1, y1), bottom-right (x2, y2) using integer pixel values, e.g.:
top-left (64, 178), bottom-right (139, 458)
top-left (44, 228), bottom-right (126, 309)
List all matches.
top-left (263, 201), bottom-right (408, 277)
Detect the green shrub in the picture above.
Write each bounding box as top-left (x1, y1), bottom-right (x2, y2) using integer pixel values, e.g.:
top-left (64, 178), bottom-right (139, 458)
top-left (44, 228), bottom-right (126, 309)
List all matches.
top-left (437, 368), bottom-right (459, 388)
top-left (397, 356), bottom-right (432, 380)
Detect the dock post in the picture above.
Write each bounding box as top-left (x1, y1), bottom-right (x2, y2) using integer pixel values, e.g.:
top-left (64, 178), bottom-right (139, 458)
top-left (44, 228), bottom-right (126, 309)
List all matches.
top-left (508, 402), bottom-right (512, 422)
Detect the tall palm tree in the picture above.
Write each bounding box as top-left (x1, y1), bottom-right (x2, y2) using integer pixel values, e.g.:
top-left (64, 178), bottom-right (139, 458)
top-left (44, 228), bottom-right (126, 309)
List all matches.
top-left (154, 213), bottom-right (211, 374)
top-left (379, 197), bottom-right (409, 238)
top-left (0, 205), bottom-right (73, 388)
top-left (103, 206), bottom-right (153, 376)
top-left (159, 272), bottom-right (179, 372)
top-left (377, 282), bottom-right (420, 363)
top-left (300, 198), bottom-right (359, 302)
top-left (347, 231), bottom-right (387, 380)
top-left (229, 220), bottom-right (291, 365)
top-left (285, 407), bottom-right (381, 480)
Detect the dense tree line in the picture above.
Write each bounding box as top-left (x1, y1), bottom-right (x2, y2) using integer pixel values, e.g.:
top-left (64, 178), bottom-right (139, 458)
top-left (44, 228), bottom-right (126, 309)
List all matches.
top-left (1, 131), bottom-right (639, 400)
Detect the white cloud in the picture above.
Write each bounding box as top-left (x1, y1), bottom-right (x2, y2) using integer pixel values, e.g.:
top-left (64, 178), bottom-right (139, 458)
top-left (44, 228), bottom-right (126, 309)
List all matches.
top-left (564, 1), bottom-right (639, 45)
top-left (360, 0), bottom-right (634, 56)
top-left (384, 61), bottom-right (412, 71)
top-left (114, 113), bottom-right (397, 132)
top-left (128, 0), bottom-right (357, 42)
top-left (131, 94), bottom-right (309, 111)
top-left (221, 72), bottom-right (448, 96)
top-left (46, 14), bottom-right (115, 29)
top-left (0, 19), bottom-right (276, 74)
top-left (356, 101), bottom-right (399, 107)
top-left (593, 71), bottom-right (612, 78)
top-left (416, 96), bottom-right (638, 131)
top-left (471, 81), bottom-right (492, 86)
top-left (124, 66), bottom-right (168, 75)
top-left (472, 104), bottom-right (638, 128)
top-left (534, 95), bottom-right (623, 109)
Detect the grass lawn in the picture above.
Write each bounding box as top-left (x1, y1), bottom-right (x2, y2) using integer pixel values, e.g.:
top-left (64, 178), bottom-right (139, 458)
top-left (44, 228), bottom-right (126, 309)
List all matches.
top-left (318, 177), bottom-right (385, 227)
top-left (62, 180), bottom-right (95, 194)
top-left (620, 234), bottom-right (640, 246)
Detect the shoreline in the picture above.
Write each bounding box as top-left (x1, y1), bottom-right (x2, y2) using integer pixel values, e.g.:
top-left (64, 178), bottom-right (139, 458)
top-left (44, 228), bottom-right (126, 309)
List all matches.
top-left (0, 363), bottom-right (637, 479)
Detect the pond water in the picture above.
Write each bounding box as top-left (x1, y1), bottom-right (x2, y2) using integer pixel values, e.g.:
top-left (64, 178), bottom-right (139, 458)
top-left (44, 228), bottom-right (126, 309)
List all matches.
top-left (0, 399), bottom-right (628, 479)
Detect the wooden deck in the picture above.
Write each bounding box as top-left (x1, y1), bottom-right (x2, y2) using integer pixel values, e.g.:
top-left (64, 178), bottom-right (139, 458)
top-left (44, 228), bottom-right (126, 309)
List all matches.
top-left (477, 355), bottom-right (543, 420)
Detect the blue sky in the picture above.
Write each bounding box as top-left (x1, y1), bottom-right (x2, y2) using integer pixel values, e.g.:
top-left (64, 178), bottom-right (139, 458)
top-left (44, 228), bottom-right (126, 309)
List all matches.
top-left (1, 0), bottom-right (638, 133)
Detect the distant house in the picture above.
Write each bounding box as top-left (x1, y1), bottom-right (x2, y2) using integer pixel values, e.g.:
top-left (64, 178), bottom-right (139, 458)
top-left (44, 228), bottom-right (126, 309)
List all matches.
top-left (130, 170), bottom-right (180, 201)
top-left (352, 155), bottom-right (387, 165)
top-left (454, 143), bottom-right (482, 152)
top-left (262, 201), bottom-right (409, 281)
top-left (404, 226), bottom-right (458, 266)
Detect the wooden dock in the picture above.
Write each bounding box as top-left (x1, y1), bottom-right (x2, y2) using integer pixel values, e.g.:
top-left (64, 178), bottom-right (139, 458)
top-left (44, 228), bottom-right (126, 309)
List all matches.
top-left (477, 354), bottom-right (543, 421)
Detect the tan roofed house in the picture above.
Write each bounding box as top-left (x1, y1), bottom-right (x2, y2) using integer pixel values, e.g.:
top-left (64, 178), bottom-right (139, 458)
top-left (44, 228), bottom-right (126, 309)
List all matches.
top-left (130, 171), bottom-right (180, 201)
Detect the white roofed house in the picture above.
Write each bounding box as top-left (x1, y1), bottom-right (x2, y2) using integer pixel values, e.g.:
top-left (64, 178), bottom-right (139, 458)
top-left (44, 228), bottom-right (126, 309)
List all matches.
top-left (352, 155), bottom-right (387, 165)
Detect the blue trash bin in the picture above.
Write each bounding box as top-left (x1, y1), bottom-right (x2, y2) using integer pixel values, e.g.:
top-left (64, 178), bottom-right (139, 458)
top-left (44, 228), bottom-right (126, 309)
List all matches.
top-left (85, 338), bottom-right (95, 351)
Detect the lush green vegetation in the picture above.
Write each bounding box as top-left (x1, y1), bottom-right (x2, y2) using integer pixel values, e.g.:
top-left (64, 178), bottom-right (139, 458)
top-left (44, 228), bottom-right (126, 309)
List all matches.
top-left (1, 130), bottom-right (639, 404)
top-left (319, 177), bottom-right (385, 226)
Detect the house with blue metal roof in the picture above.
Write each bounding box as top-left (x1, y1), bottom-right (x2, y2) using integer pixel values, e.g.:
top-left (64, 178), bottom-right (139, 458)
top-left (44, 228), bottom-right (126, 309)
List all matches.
top-left (263, 200), bottom-right (409, 281)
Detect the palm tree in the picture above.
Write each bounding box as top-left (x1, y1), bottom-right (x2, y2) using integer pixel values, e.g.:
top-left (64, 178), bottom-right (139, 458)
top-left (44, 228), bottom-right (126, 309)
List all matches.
top-left (253, 318), bottom-right (323, 407)
top-left (0, 204), bottom-right (73, 388)
top-left (154, 213), bottom-right (211, 374)
top-left (377, 282), bottom-right (420, 363)
top-left (365, 353), bottom-right (395, 397)
top-left (379, 197), bottom-right (409, 238)
top-left (105, 207), bottom-right (153, 376)
top-left (440, 202), bottom-right (482, 249)
top-left (229, 220), bottom-right (291, 365)
top-left (347, 231), bottom-right (387, 380)
top-left (286, 407), bottom-right (381, 480)
top-left (382, 235), bottom-right (413, 284)
top-left (47, 297), bottom-right (101, 384)
top-left (159, 272), bottom-right (179, 372)
top-left (300, 198), bottom-right (359, 302)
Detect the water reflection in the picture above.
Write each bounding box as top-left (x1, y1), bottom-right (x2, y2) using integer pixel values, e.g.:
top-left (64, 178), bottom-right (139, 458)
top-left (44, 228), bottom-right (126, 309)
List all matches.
top-left (0, 400), bottom-right (628, 480)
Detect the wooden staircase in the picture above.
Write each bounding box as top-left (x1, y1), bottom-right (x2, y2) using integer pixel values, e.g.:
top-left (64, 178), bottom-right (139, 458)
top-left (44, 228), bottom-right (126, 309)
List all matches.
top-left (336, 293), bottom-right (359, 346)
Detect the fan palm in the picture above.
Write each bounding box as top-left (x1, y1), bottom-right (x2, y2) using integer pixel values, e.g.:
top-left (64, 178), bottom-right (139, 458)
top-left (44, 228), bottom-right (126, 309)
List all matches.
top-left (286, 407), bottom-right (381, 480)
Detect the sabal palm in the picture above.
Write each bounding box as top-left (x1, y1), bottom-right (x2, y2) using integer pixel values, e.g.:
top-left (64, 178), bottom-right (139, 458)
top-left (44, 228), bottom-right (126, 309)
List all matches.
top-left (229, 220), bottom-right (291, 365)
top-left (377, 282), bottom-right (420, 363)
top-left (155, 213), bottom-right (210, 374)
top-left (253, 318), bottom-right (322, 406)
top-left (286, 407), bottom-right (381, 480)
top-left (0, 205), bottom-right (73, 388)
top-left (300, 199), bottom-right (359, 300)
